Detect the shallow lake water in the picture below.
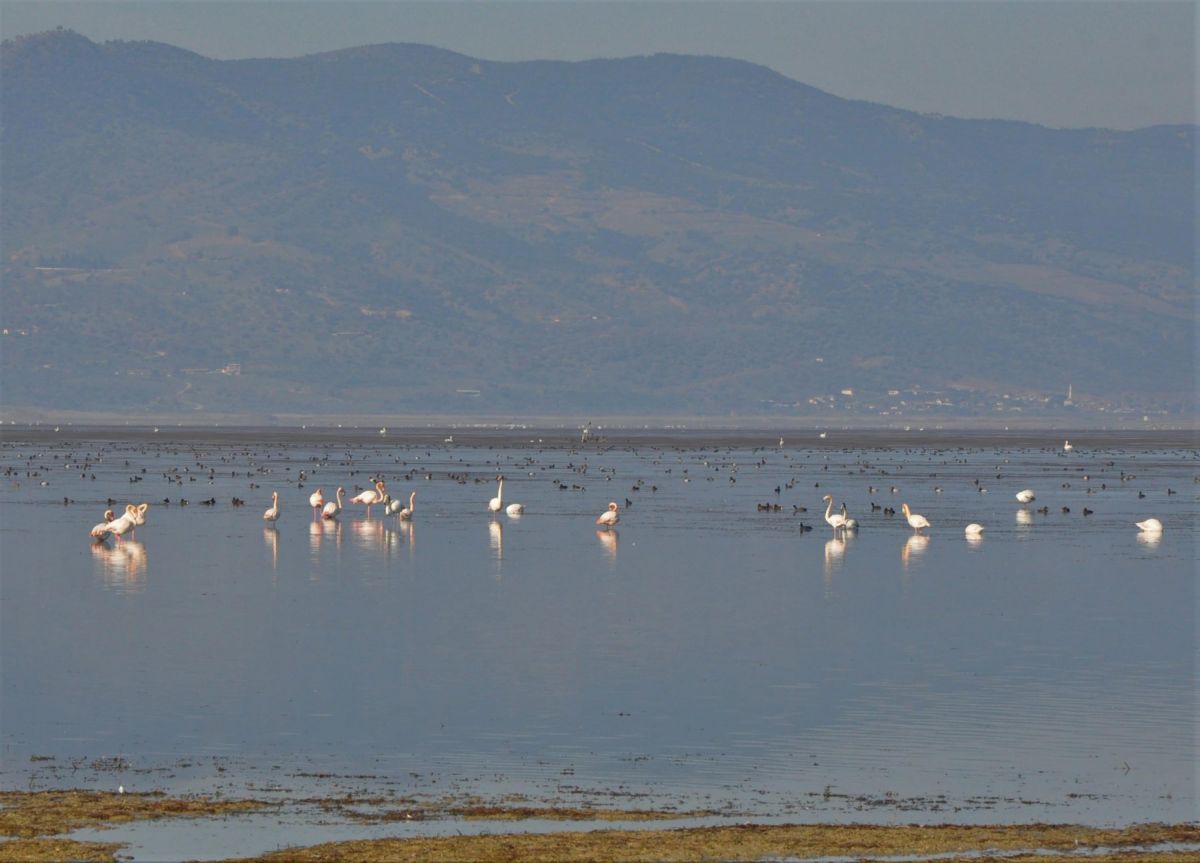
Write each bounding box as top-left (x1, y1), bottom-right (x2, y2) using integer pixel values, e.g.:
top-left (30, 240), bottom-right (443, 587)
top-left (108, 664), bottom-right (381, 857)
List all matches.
top-left (1, 426), bottom-right (1195, 856)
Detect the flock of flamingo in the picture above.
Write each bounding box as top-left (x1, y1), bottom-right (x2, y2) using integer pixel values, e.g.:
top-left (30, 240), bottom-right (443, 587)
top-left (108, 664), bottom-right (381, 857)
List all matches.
top-left (821, 485), bottom-right (1163, 538)
top-left (89, 475), bottom-right (620, 543)
top-left (86, 436), bottom-right (1171, 544)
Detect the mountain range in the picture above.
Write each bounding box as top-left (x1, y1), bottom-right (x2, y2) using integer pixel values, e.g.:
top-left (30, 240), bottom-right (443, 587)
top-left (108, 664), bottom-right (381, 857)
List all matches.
top-left (1, 29), bottom-right (1194, 420)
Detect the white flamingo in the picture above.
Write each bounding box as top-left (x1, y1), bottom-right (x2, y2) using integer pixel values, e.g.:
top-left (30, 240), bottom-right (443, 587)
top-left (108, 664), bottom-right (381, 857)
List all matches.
top-left (350, 480), bottom-right (386, 517)
top-left (488, 476), bottom-right (505, 514)
top-left (309, 488), bottom-right (325, 519)
top-left (964, 523), bottom-right (985, 537)
top-left (263, 491), bottom-right (280, 522)
top-left (1135, 518), bottom-right (1163, 533)
top-left (506, 502), bottom-right (525, 516)
top-left (131, 502), bottom-right (149, 534)
top-left (388, 491), bottom-right (416, 520)
top-left (901, 502), bottom-right (930, 533)
top-left (840, 501), bottom-right (858, 531)
top-left (322, 487), bottom-right (345, 519)
top-left (103, 504), bottom-right (139, 543)
top-left (1063, 440), bottom-right (1073, 452)
top-left (822, 494), bottom-right (848, 532)
top-left (1015, 489), bottom-right (1036, 504)
top-left (596, 501), bottom-right (620, 528)
top-left (89, 509), bottom-right (116, 541)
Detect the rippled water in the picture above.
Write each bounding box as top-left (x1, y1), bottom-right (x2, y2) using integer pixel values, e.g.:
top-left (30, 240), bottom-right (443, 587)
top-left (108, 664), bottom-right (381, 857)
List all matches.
top-left (2, 427), bottom-right (1195, 834)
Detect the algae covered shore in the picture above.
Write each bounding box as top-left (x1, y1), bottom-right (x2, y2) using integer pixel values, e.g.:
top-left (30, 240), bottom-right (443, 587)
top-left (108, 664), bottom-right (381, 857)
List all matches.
top-left (1, 790), bottom-right (1197, 862)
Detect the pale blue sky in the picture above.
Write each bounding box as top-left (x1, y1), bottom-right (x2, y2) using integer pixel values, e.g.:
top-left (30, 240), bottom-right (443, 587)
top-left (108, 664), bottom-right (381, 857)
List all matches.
top-left (1, 1), bottom-right (1194, 129)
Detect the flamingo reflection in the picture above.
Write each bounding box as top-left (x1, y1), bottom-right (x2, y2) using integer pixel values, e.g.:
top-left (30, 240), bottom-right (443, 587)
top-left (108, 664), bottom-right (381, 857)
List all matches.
top-left (264, 525), bottom-right (278, 569)
top-left (901, 533), bottom-right (929, 570)
top-left (1135, 530), bottom-right (1162, 548)
top-left (823, 536), bottom-right (846, 573)
top-left (489, 519), bottom-right (504, 560)
top-left (351, 517), bottom-right (386, 551)
top-left (1015, 509), bottom-right (1033, 526)
top-left (595, 528), bottom-right (618, 560)
top-left (91, 540), bottom-right (147, 592)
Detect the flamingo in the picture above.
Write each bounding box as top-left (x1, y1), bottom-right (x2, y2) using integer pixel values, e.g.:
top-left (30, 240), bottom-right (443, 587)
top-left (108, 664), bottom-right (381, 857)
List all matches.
top-left (822, 494), bottom-right (848, 532)
top-left (901, 503), bottom-right (930, 532)
top-left (1015, 489), bottom-right (1036, 504)
top-left (1135, 518), bottom-right (1163, 533)
top-left (964, 523), bottom-right (985, 537)
top-left (132, 502), bottom-right (149, 527)
top-left (506, 502), bottom-right (525, 516)
top-left (104, 504), bottom-right (139, 543)
top-left (89, 509), bottom-right (116, 541)
top-left (350, 480), bottom-right (386, 516)
top-left (263, 491), bottom-right (280, 522)
top-left (1063, 440), bottom-right (1074, 452)
top-left (388, 491), bottom-right (416, 520)
top-left (322, 487), bottom-right (345, 519)
top-left (840, 502), bottom-right (858, 531)
top-left (488, 476), bottom-right (504, 514)
top-left (596, 501), bottom-right (620, 527)
top-left (309, 488), bottom-right (325, 519)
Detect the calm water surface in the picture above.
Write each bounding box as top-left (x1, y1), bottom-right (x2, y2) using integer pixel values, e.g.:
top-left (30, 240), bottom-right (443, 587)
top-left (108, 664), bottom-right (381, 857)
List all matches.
top-left (2, 428), bottom-right (1195, 839)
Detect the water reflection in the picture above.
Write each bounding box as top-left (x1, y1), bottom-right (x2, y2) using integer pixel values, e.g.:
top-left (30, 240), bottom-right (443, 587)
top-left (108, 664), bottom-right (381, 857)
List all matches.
top-left (91, 540), bottom-right (147, 592)
top-left (822, 536), bottom-right (845, 596)
top-left (488, 520), bottom-right (503, 560)
top-left (595, 528), bottom-right (618, 561)
top-left (350, 517), bottom-right (386, 553)
top-left (1015, 509), bottom-right (1033, 527)
top-left (966, 533), bottom-right (985, 549)
top-left (901, 533), bottom-right (929, 571)
top-left (1136, 530), bottom-right (1163, 548)
top-left (823, 536), bottom-right (846, 572)
top-left (263, 526), bottom-right (278, 569)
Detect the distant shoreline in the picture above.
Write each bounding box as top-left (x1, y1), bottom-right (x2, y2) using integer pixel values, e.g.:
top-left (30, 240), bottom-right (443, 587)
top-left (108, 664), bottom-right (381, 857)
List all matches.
top-left (0, 421), bottom-right (1195, 450)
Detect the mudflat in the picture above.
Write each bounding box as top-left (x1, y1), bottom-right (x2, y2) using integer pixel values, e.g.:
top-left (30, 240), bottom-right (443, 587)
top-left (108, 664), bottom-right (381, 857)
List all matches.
top-left (1, 791), bottom-right (1197, 862)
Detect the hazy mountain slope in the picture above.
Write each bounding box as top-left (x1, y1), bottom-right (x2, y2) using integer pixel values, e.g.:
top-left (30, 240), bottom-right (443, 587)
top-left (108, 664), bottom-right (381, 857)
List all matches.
top-left (1, 30), bottom-right (1193, 417)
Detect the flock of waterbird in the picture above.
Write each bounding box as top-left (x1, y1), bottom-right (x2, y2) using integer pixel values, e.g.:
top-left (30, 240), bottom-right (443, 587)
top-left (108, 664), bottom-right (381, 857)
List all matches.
top-left (88, 474), bottom-right (620, 543)
top-left (83, 434), bottom-right (1172, 545)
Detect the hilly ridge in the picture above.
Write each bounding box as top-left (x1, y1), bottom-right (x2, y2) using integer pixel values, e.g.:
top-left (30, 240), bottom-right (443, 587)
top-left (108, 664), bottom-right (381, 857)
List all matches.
top-left (1, 30), bottom-right (1194, 419)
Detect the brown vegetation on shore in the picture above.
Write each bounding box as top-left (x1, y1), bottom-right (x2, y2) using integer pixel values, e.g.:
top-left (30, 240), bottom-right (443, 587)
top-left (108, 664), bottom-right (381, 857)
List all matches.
top-left (1, 791), bottom-right (1196, 863)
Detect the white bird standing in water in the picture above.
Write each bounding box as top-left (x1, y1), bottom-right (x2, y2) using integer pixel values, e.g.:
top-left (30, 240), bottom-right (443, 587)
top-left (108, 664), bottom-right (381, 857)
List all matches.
top-left (350, 480), bottom-right (386, 516)
top-left (309, 488), bottom-right (325, 518)
top-left (596, 501), bottom-right (620, 527)
top-left (388, 491), bottom-right (416, 520)
top-left (101, 504), bottom-right (139, 543)
top-left (1135, 518), bottom-right (1163, 533)
top-left (488, 476), bottom-right (505, 514)
top-left (822, 495), bottom-right (848, 532)
top-left (263, 491), bottom-right (280, 522)
top-left (964, 523), bottom-right (985, 537)
top-left (322, 487), bottom-right (345, 519)
top-left (506, 501), bottom-right (525, 516)
top-left (90, 509), bottom-right (116, 540)
top-left (901, 503), bottom-right (930, 533)
top-left (1063, 440), bottom-right (1074, 452)
top-left (131, 502), bottom-right (149, 534)
top-left (1015, 489), bottom-right (1036, 504)
top-left (840, 502), bottom-right (858, 531)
